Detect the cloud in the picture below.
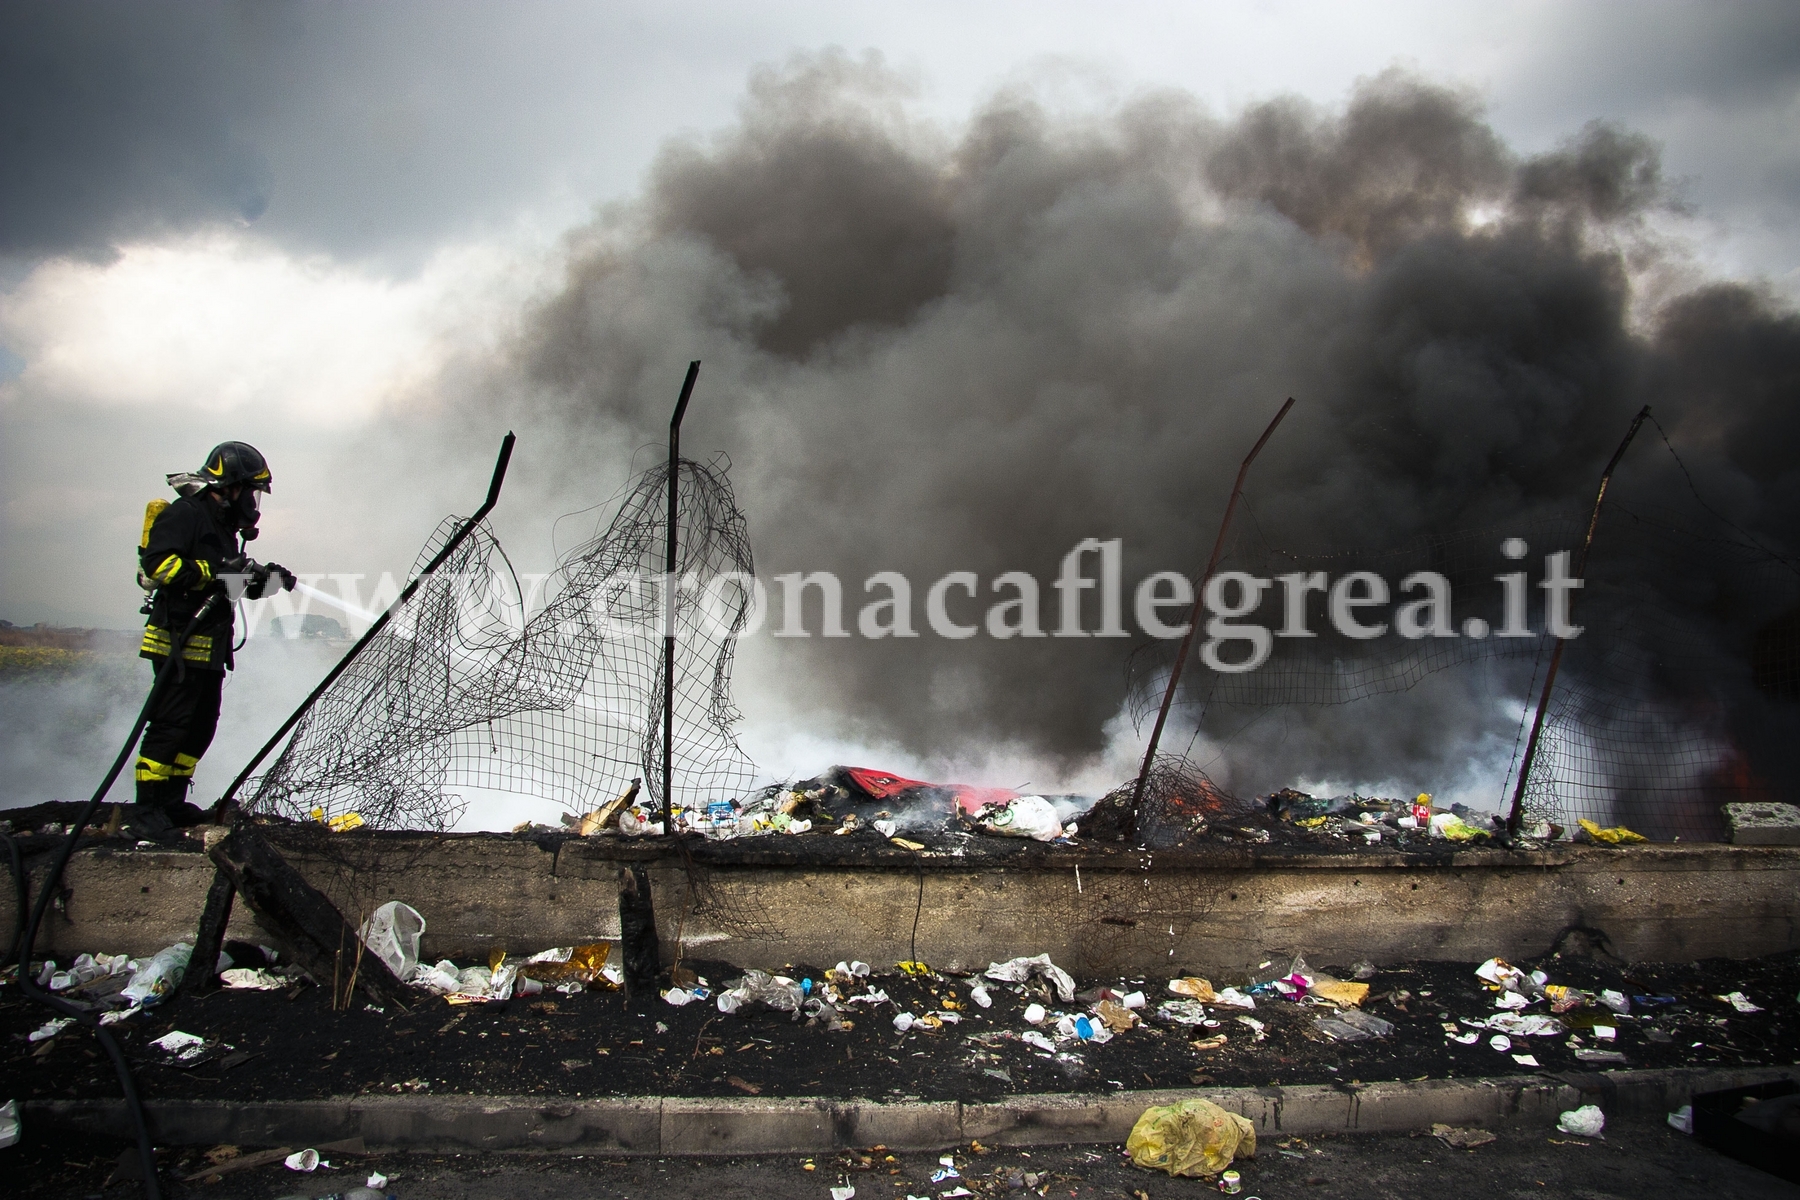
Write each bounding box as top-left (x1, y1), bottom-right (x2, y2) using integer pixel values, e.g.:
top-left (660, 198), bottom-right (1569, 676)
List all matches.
top-left (0, 233), bottom-right (533, 425)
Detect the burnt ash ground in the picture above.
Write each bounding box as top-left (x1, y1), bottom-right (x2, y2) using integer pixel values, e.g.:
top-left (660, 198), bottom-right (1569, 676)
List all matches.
top-left (4, 950), bottom-right (1797, 1106)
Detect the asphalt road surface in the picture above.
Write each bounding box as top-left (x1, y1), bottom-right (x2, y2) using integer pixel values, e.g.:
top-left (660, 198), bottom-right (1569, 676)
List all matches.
top-left (15, 1110), bottom-right (1798, 1199)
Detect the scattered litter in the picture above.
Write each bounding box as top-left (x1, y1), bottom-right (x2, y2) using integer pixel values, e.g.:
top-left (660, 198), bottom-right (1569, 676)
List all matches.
top-left (1235, 1016), bottom-right (1266, 1041)
top-left (1309, 978), bottom-right (1370, 1008)
top-left (150, 1030), bottom-right (206, 1056)
top-left (1574, 1049), bottom-right (1628, 1064)
top-left (1311, 1009), bottom-right (1394, 1041)
top-left (28, 1018), bottom-right (73, 1042)
top-left (1598, 989), bottom-right (1631, 1014)
top-left (1557, 1105), bottom-right (1606, 1137)
top-left (1716, 991), bottom-right (1764, 1013)
top-left (717, 970), bottom-right (804, 1016)
top-left (220, 968), bottom-right (284, 990)
top-left (1168, 977), bottom-right (1217, 1001)
top-left (1190, 1034), bottom-right (1227, 1050)
top-left (968, 984), bottom-right (992, 1009)
top-left (831, 1186), bottom-right (857, 1200)
top-left (1095, 999), bottom-right (1138, 1033)
top-left (985, 954), bottom-right (1075, 1002)
top-left (1125, 1097), bottom-right (1257, 1177)
top-left (1432, 1124), bottom-right (1497, 1149)
top-left (974, 795), bottom-right (1069, 842)
top-left (360, 901), bottom-right (425, 980)
top-left (1211, 987), bottom-right (1256, 1010)
top-left (1020, 1031), bottom-right (1056, 1052)
top-left (120, 942), bottom-right (192, 1006)
top-left (1022, 1003), bottom-right (1047, 1025)
top-left (283, 1149), bottom-right (321, 1172)
top-left (1474, 957), bottom-right (1530, 993)
top-left (1667, 1105), bottom-right (1693, 1135)
top-left (1489, 1034), bottom-right (1512, 1052)
top-left (98, 1004), bottom-right (141, 1026)
top-left (48, 952), bottom-right (132, 992)
top-left (1155, 999), bottom-right (1210, 1026)
top-left (1512, 1053), bottom-right (1541, 1067)
top-left (1578, 818), bottom-right (1646, 844)
top-left (0, 1100), bottom-right (17, 1150)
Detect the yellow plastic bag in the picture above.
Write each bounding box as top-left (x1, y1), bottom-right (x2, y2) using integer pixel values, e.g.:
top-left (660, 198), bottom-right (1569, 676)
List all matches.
top-left (1125, 1097), bottom-right (1257, 1177)
top-left (1168, 977), bottom-right (1217, 1001)
top-left (1578, 818), bottom-right (1646, 845)
top-left (1310, 979), bottom-right (1370, 1008)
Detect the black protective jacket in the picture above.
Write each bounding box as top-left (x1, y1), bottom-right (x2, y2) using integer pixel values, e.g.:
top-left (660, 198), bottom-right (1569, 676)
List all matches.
top-left (139, 493), bottom-right (242, 670)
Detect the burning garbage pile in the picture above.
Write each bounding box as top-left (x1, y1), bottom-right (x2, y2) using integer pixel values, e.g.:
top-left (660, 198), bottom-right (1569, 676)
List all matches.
top-left (526, 765), bottom-right (1094, 845)
top-left (504, 757), bottom-right (1658, 853)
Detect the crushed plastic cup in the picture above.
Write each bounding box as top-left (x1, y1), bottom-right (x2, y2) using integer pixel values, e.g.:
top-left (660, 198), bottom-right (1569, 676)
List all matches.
top-left (969, 984), bottom-right (992, 1009)
top-left (367, 1172), bottom-right (389, 1189)
top-left (1022, 1003), bottom-right (1047, 1025)
top-left (284, 1149), bottom-right (320, 1172)
top-left (893, 1012), bottom-right (916, 1032)
top-left (1074, 1015), bottom-right (1094, 1040)
top-left (1557, 1105), bottom-right (1605, 1137)
top-left (663, 988), bottom-right (696, 1006)
top-left (1489, 1034), bottom-right (1512, 1052)
top-left (831, 1188), bottom-right (857, 1200)
top-left (1120, 990), bottom-right (1146, 1009)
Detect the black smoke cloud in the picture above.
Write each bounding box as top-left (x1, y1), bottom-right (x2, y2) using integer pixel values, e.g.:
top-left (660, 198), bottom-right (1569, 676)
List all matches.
top-left (486, 54), bottom-right (1797, 799)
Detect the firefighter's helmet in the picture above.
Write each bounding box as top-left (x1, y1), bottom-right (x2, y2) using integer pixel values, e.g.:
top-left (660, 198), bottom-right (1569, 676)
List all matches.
top-left (198, 441), bottom-right (273, 492)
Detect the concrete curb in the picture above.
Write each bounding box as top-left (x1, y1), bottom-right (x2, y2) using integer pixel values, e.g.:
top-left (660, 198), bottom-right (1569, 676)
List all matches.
top-left (24, 1066), bottom-right (1795, 1154)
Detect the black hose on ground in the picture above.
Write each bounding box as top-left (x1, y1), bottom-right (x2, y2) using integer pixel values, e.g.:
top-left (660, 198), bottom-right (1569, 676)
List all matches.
top-left (2, 832), bottom-right (23, 969)
top-left (12, 595), bottom-right (221, 1200)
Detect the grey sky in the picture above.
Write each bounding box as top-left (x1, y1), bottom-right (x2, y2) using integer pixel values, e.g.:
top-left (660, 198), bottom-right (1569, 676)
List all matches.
top-left (4, 2), bottom-right (1797, 276)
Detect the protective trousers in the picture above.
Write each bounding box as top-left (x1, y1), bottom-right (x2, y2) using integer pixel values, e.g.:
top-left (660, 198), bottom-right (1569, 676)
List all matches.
top-left (135, 663), bottom-right (224, 810)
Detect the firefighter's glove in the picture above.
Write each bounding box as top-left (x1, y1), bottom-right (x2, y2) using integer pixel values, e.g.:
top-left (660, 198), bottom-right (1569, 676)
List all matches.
top-left (242, 560), bottom-right (276, 600)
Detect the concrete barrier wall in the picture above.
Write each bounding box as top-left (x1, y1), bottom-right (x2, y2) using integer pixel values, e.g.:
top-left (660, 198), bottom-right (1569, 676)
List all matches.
top-left (10, 835), bottom-right (1799, 973)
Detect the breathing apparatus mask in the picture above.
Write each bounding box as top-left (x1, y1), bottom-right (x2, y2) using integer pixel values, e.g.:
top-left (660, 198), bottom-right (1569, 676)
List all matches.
top-left (213, 485), bottom-right (263, 539)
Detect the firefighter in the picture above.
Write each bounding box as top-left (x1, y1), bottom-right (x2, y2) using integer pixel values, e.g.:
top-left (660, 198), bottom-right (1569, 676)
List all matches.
top-left (133, 441), bottom-right (295, 831)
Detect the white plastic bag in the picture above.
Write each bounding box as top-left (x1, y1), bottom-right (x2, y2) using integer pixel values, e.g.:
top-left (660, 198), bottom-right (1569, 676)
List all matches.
top-left (1557, 1105), bottom-right (1605, 1137)
top-left (360, 901), bottom-right (425, 980)
top-left (121, 943), bottom-right (192, 1006)
top-left (984, 954), bottom-right (1076, 1002)
top-left (977, 795), bottom-right (1065, 842)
